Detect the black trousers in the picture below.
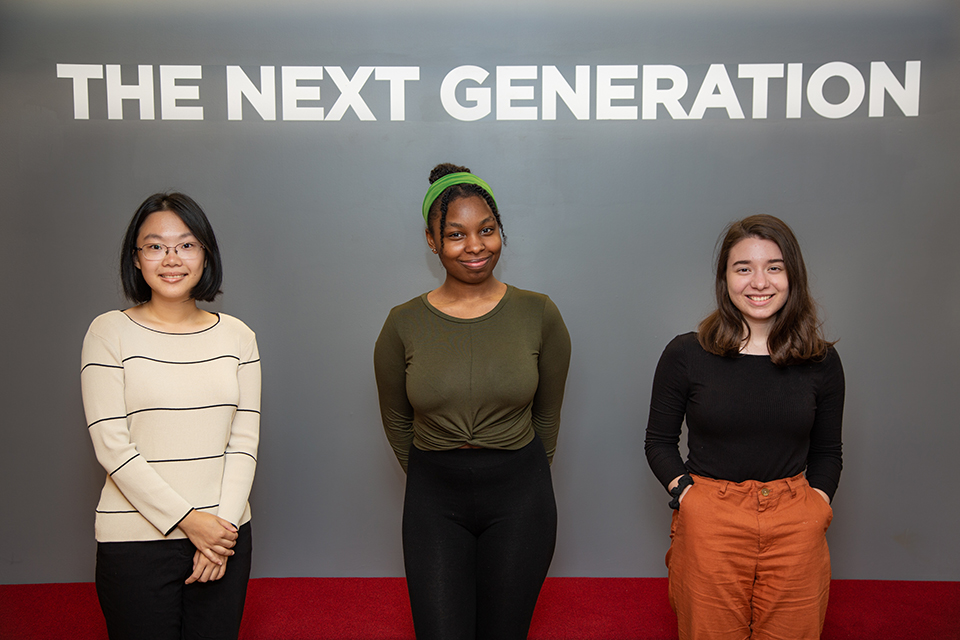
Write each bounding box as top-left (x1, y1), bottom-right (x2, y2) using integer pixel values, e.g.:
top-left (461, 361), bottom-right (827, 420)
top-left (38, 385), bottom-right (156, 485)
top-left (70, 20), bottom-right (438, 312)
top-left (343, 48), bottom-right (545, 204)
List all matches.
top-left (402, 436), bottom-right (557, 640)
top-left (95, 522), bottom-right (252, 640)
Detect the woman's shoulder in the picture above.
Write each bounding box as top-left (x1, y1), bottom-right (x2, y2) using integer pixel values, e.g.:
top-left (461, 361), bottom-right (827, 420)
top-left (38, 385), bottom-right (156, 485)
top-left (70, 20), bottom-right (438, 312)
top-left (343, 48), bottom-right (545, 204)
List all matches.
top-left (504, 285), bottom-right (559, 314)
top-left (216, 312), bottom-right (256, 339)
top-left (385, 293), bottom-right (431, 318)
top-left (656, 332), bottom-right (708, 365)
top-left (378, 294), bottom-right (433, 333)
top-left (507, 285), bottom-right (547, 302)
top-left (665, 331), bottom-right (701, 353)
top-left (808, 343), bottom-right (843, 374)
top-left (85, 309), bottom-right (130, 337)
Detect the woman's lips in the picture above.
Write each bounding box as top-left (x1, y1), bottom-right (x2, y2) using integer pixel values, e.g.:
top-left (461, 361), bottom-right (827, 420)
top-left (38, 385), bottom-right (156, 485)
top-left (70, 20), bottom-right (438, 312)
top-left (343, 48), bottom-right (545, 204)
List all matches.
top-left (460, 256), bottom-right (491, 269)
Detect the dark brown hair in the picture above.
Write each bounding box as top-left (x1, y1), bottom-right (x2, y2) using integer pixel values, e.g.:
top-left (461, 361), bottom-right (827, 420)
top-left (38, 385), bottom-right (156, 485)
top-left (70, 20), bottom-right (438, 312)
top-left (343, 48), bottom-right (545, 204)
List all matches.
top-left (426, 163), bottom-right (506, 248)
top-left (697, 214), bottom-right (833, 365)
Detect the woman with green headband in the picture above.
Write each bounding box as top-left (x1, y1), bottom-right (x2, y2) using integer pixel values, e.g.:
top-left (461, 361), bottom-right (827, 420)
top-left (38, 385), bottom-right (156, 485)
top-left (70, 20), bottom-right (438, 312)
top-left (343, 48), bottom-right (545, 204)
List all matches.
top-left (374, 163), bottom-right (571, 640)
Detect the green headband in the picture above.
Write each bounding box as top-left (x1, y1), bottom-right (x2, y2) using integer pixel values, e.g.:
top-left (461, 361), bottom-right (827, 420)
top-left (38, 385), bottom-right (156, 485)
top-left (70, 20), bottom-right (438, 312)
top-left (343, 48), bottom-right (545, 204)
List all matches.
top-left (422, 172), bottom-right (497, 225)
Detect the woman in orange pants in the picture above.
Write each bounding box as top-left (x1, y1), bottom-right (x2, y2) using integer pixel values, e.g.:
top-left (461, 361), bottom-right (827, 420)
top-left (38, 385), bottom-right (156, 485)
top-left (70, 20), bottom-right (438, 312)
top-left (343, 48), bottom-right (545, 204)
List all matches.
top-left (645, 215), bottom-right (844, 640)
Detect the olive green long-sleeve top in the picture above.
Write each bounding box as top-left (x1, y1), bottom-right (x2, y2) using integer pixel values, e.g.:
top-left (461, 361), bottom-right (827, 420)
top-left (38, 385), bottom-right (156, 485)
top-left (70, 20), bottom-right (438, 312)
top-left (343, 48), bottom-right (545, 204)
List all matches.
top-left (374, 285), bottom-right (571, 472)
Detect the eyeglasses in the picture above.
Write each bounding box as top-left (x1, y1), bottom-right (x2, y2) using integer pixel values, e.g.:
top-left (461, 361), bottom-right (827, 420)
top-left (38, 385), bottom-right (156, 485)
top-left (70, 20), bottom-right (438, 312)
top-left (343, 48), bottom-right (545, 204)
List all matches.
top-left (136, 242), bottom-right (205, 261)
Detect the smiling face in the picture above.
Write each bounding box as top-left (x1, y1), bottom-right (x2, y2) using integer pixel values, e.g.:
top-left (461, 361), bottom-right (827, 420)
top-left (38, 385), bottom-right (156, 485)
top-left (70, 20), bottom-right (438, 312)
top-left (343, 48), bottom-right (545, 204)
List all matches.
top-left (133, 210), bottom-right (206, 304)
top-left (425, 195), bottom-right (501, 286)
top-left (725, 236), bottom-right (789, 332)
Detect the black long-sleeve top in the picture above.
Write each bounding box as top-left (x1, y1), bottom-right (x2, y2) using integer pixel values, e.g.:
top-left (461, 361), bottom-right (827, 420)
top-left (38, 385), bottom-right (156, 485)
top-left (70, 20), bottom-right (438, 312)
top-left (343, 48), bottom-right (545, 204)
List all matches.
top-left (644, 332), bottom-right (844, 501)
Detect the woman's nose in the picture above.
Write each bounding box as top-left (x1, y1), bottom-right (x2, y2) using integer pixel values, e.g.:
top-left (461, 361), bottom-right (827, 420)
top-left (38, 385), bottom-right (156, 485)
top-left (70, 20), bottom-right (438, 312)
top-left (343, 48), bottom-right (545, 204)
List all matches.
top-left (162, 247), bottom-right (183, 265)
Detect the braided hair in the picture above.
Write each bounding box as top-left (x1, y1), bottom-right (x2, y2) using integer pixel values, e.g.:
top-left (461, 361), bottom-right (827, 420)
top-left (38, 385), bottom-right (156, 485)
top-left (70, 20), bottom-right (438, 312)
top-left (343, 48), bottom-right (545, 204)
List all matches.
top-left (426, 163), bottom-right (506, 248)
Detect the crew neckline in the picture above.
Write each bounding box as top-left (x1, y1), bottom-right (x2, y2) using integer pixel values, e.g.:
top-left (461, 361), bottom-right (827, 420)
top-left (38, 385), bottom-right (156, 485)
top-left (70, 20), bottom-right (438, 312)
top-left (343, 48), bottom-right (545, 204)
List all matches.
top-left (690, 331), bottom-right (771, 359)
top-left (121, 310), bottom-right (222, 335)
top-left (420, 285), bottom-right (513, 323)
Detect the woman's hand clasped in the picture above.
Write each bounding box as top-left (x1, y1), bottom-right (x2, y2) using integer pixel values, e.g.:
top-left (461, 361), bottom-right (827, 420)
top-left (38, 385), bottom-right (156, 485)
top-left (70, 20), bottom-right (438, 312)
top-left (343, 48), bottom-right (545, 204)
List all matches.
top-left (186, 549), bottom-right (228, 584)
top-left (178, 510), bottom-right (238, 564)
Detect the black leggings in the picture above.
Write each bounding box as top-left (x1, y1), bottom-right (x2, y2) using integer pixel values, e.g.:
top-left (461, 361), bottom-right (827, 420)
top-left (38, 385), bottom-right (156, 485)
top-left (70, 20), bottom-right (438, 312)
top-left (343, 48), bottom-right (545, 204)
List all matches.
top-left (402, 435), bottom-right (557, 640)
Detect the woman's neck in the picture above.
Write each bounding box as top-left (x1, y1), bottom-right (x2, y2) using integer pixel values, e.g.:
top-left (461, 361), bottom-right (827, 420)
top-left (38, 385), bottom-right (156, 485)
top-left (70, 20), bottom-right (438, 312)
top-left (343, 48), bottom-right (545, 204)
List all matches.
top-left (428, 277), bottom-right (507, 319)
top-left (438, 274), bottom-right (504, 299)
top-left (126, 298), bottom-right (215, 332)
top-left (741, 319), bottom-right (773, 355)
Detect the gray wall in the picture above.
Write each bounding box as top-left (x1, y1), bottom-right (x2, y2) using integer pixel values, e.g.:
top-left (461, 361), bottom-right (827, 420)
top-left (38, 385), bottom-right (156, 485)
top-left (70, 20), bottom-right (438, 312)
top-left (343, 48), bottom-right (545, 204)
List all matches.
top-left (2, 0), bottom-right (958, 584)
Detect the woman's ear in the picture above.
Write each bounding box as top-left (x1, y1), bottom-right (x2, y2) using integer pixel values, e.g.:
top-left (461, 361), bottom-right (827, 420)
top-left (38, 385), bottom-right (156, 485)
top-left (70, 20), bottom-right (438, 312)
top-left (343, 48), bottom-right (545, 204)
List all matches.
top-left (425, 227), bottom-right (438, 254)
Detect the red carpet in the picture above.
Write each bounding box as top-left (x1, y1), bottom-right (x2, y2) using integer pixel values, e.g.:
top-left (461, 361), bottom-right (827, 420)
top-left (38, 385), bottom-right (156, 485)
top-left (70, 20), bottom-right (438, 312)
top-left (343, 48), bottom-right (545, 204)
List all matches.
top-left (2, 578), bottom-right (958, 639)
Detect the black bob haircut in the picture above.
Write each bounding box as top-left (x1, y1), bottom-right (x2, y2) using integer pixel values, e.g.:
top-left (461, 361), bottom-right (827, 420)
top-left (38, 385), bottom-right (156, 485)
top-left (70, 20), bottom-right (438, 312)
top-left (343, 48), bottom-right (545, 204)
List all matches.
top-left (120, 192), bottom-right (223, 304)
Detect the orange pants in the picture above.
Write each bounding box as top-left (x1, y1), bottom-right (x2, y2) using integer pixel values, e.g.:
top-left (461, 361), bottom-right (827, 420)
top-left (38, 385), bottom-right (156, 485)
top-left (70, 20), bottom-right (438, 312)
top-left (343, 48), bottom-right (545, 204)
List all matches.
top-left (666, 474), bottom-right (833, 640)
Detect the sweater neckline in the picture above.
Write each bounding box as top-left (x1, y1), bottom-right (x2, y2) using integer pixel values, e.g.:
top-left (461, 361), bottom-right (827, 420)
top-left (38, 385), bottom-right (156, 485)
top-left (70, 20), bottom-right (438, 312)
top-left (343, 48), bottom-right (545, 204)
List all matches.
top-left (120, 309), bottom-right (222, 335)
top-left (689, 331), bottom-right (772, 360)
top-left (420, 285), bottom-right (513, 324)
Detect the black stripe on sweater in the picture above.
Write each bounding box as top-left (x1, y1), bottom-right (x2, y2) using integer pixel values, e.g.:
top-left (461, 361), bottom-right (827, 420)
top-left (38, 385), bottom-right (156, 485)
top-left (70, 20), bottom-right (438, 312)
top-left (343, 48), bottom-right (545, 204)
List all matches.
top-left (121, 354), bottom-right (240, 366)
top-left (88, 415), bottom-right (125, 429)
top-left (126, 404), bottom-right (237, 417)
top-left (96, 505), bottom-right (219, 515)
top-left (109, 454), bottom-right (140, 476)
top-left (226, 451), bottom-right (258, 462)
top-left (147, 453), bottom-right (225, 464)
top-left (81, 362), bottom-right (124, 373)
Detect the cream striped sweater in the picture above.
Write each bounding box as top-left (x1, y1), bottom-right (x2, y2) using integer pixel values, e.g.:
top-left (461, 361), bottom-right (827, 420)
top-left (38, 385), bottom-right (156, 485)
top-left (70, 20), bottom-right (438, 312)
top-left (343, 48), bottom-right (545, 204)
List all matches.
top-left (81, 310), bottom-right (260, 542)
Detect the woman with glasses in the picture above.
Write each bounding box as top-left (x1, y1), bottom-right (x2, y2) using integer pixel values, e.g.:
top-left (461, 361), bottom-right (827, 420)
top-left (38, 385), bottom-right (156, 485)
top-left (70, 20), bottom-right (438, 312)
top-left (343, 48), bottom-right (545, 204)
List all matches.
top-left (81, 192), bottom-right (260, 640)
top-left (644, 214), bottom-right (844, 640)
top-left (374, 163), bottom-right (571, 640)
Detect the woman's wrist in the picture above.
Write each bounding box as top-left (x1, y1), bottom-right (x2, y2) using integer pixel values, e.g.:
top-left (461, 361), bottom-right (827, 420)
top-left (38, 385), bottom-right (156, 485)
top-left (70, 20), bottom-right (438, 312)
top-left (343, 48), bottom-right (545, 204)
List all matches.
top-left (668, 474), bottom-right (694, 509)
